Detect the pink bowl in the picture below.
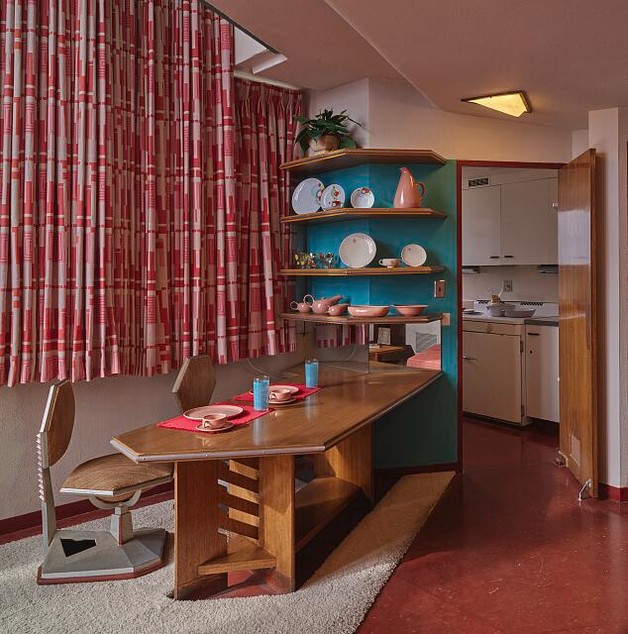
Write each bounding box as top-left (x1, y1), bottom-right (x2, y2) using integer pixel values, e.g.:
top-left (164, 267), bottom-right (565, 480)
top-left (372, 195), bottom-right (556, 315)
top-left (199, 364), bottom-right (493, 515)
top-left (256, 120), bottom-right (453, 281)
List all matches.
top-left (347, 305), bottom-right (389, 318)
top-left (393, 304), bottom-right (427, 316)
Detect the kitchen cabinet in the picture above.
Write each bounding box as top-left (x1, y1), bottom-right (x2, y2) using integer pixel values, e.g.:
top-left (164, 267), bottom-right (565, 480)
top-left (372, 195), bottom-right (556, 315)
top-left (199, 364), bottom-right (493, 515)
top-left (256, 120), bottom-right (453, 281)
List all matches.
top-left (461, 184), bottom-right (501, 266)
top-left (462, 177), bottom-right (558, 266)
top-left (525, 324), bottom-right (559, 422)
top-left (463, 324), bottom-right (523, 424)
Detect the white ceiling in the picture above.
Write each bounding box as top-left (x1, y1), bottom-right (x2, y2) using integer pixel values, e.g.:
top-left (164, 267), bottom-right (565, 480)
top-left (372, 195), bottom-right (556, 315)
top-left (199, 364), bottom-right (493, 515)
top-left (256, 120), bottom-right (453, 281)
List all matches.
top-left (213, 0), bottom-right (628, 129)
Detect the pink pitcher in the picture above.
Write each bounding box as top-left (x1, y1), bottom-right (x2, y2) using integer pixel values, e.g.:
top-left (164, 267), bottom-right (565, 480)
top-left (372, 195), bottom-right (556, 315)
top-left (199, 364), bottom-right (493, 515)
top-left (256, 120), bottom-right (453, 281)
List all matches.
top-left (393, 167), bottom-right (426, 208)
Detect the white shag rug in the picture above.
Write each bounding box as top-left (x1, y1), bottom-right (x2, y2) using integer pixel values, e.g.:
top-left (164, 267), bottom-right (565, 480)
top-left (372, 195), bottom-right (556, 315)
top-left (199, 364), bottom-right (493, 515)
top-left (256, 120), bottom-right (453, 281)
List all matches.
top-left (0, 472), bottom-right (454, 634)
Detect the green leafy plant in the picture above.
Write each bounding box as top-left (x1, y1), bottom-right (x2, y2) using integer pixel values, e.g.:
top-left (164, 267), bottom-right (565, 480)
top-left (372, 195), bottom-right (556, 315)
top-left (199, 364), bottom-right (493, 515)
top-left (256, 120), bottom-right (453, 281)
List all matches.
top-left (295, 108), bottom-right (361, 153)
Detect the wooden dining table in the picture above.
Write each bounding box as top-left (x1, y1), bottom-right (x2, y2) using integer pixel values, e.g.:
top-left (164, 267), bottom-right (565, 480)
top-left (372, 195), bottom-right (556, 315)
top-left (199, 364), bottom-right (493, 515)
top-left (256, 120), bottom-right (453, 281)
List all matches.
top-left (110, 362), bottom-right (442, 599)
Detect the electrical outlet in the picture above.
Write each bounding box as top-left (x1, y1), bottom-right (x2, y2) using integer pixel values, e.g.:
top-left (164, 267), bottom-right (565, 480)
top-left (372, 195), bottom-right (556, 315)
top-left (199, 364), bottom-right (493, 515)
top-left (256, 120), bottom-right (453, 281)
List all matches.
top-left (503, 279), bottom-right (513, 293)
top-left (441, 312), bottom-right (451, 326)
top-left (434, 279), bottom-right (446, 298)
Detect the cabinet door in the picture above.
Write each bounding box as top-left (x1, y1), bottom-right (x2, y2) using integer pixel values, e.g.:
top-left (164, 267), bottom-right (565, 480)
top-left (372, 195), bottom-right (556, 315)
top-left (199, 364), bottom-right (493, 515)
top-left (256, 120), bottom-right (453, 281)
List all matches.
top-left (462, 185), bottom-right (501, 266)
top-left (501, 178), bottom-right (557, 265)
top-left (525, 326), bottom-right (559, 422)
top-left (463, 331), bottom-right (522, 423)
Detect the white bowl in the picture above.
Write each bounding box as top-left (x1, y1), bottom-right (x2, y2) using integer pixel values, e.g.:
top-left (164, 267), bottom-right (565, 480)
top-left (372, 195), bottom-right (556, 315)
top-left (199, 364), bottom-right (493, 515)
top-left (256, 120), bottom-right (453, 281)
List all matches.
top-left (487, 303), bottom-right (507, 317)
top-left (347, 305), bottom-right (389, 318)
top-left (393, 304), bottom-right (427, 316)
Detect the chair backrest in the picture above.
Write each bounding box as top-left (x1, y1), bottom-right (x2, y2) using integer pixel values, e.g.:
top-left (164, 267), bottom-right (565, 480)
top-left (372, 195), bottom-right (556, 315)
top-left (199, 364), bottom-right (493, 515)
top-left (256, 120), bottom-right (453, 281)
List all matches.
top-left (38, 381), bottom-right (75, 468)
top-left (172, 355), bottom-right (216, 412)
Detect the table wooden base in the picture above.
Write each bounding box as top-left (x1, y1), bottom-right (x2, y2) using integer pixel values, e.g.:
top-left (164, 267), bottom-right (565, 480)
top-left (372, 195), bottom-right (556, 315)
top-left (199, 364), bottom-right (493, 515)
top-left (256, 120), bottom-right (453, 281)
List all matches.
top-left (172, 425), bottom-right (374, 599)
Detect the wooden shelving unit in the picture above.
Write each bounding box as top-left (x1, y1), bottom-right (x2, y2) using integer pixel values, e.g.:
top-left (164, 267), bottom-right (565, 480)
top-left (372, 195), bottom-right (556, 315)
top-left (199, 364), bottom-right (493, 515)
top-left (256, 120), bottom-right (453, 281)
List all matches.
top-left (280, 266), bottom-right (445, 277)
top-left (281, 207), bottom-right (446, 225)
top-left (280, 148), bottom-right (447, 176)
top-left (282, 312), bottom-right (443, 326)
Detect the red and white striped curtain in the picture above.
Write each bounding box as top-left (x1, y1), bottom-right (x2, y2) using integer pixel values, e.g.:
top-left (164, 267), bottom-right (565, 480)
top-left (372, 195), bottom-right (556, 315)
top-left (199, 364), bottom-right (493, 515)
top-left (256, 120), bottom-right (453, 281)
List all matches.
top-left (233, 79), bottom-right (302, 359)
top-left (0, 0), bottom-right (301, 386)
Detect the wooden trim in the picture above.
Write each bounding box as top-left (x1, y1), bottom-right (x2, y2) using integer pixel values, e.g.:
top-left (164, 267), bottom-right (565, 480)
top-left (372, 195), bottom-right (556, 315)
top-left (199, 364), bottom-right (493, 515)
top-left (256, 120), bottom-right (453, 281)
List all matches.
top-left (280, 266), bottom-right (446, 277)
top-left (280, 148), bottom-right (447, 174)
top-left (456, 159), bottom-right (565, 170)
top-left (281, 312), bottom-right (442, 326)
top-left (0, 481), bottom-right (174, 540)
top-left (280, 208), bottom-right (447, 224)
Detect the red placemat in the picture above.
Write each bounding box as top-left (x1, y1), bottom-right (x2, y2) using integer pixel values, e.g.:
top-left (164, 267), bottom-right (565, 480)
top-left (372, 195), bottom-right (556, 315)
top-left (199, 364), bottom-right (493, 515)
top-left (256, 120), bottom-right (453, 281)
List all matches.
top-left (157, 403), bottom-right (269, 433)
top-left (231, 383), bottom-right (322, 403)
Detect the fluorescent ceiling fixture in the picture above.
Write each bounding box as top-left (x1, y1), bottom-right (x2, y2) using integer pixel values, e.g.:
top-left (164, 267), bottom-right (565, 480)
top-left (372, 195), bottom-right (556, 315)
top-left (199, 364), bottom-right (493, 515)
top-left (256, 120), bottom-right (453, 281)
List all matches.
top-left (462, 91), bottom-right (531, 117)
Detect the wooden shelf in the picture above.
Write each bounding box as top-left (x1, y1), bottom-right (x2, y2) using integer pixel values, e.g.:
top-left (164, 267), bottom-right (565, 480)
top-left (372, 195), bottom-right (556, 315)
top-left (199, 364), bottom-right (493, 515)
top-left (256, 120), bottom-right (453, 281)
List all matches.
top-left (197, 535), bottom-right (275, 576)
top-left (295, 476), bottom-right (362, 551)
top-left (281, 207), bottom-right (446, 224)
top-left (280, 148), bottom-right (447, 176)
top-left (282, 312), bottom-right (443, 326)
top-left (280, 266), bottom-right (445, 277)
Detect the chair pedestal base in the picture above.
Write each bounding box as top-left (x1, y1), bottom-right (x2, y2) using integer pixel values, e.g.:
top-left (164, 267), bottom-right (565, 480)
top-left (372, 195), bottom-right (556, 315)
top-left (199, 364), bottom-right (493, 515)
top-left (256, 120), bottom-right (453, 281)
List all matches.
top-left (37, 527), bottom-right (168, 584)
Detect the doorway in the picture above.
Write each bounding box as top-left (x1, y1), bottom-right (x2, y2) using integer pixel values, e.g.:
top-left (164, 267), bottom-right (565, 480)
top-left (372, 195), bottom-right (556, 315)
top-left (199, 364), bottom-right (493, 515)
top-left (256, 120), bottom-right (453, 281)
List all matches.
top-left (456, 160), bottom-right (564, 468)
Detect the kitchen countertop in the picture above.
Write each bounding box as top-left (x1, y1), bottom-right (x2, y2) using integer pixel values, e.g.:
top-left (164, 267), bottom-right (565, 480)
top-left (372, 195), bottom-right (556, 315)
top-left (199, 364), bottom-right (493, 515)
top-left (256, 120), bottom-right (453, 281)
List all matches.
top-left (463, 313), bottom-right (558, 327)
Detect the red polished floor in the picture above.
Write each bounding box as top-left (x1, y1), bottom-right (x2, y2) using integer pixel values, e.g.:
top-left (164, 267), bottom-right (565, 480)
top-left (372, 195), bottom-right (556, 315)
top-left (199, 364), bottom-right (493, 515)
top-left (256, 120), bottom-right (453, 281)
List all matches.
top-left (359, 417), bottom-right (628, 634)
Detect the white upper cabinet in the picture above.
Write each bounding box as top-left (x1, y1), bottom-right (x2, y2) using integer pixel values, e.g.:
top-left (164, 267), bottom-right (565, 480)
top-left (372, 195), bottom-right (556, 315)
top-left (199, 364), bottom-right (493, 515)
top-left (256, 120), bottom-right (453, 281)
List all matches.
top-left (462, 185), bottom-right (501, 266)
top-left (462, 176), bottom-right (558, 266)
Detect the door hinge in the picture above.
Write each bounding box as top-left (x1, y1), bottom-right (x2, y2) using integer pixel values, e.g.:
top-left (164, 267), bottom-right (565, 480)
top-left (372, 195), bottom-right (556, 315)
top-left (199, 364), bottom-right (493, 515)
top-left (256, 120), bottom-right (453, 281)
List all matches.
top-left (520, 340), bottom-right (524, 353)
top-left (521, 405), bottom-right (525, 417)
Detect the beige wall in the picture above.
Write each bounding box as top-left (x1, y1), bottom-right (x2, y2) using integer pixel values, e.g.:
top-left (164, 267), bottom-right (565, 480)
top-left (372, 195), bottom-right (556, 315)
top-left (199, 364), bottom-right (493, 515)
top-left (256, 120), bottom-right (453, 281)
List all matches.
top-left (1, 350), bottom-right (302, 521)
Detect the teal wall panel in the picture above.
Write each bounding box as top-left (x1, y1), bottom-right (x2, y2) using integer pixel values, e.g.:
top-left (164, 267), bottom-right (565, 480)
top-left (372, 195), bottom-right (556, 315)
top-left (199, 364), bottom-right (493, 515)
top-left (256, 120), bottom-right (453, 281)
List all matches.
top-left (291, 160), bottom-right (458, 469)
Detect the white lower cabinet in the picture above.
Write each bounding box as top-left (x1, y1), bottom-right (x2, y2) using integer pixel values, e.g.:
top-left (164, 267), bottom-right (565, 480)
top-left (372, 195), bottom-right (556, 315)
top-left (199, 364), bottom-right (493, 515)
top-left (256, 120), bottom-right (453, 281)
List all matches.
top-left (463, 328), bottom-right (523, 424)
top-left (525, 325), bottom-right (559, 422)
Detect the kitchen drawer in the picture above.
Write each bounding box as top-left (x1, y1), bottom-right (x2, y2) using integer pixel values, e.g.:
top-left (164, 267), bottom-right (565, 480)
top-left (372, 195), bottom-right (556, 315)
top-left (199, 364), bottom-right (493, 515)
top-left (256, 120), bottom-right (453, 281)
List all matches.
top-left (462, 320), bottom-right (524, 336)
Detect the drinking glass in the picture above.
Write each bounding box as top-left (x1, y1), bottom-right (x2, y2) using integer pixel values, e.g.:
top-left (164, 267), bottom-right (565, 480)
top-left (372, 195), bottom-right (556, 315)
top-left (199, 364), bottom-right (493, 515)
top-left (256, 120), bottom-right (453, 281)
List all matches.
top-left (253, 375), bottom-right (270, 411)
top-left (305, 359), bottom-right (319, 388)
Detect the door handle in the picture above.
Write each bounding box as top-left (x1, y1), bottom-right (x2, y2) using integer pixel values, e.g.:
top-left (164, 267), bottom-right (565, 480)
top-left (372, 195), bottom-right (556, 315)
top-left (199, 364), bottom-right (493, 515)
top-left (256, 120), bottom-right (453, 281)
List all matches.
top-left (527, 332), bottom-right (540, 336)
top-left (489, 255), bottom-right (500, 259)
top-left (503, 255), bottom-right (514, 259)
top-left (463, 355), bottom-right (477, 361)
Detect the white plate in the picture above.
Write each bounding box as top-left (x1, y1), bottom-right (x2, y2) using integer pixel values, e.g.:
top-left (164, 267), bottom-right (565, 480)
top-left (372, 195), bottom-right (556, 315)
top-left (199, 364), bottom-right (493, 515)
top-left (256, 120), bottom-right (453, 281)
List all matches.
top-left (195, 421), bottom-right (235, 433)
top-left (401, 243), bottom-right (427, 267)
top-left (292, 178), bottom-right (324, 214)
top-left (320, 184), bottom-right (346, 210)
top-left (339, 233), bottom-right (377, 268)
top-left (183, 405), bottom-right (244, 421)
top-left (350, 187), bottom-right (375, 209)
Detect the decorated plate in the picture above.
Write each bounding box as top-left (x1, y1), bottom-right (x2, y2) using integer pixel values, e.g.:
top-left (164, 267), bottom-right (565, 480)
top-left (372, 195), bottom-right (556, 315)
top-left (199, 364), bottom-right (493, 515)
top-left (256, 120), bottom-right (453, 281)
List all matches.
top-left (183, 405), bottom-right (243, 421)
top-left (401, 243), bottom-right (428, 267)
top-left (350, 187), bottom-right (375, 209)
top-left (320, 184), bottom-right (346, 210)
top-left (292, 178), bottom-right (324, 214)
top-left (339, 233), bottom-right (377, 268)
top-left (268, 395), bottom-right (298, 406)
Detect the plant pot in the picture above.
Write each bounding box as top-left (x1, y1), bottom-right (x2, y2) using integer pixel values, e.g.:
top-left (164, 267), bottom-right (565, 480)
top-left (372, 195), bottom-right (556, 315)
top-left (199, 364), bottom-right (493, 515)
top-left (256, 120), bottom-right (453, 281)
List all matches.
top-left (308, 134), bottom-right (340, 154)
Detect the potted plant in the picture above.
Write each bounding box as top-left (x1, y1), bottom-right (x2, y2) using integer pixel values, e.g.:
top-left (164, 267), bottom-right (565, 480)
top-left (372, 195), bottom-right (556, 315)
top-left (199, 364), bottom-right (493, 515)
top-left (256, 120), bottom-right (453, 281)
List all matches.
top-left (295, 108), bottom-right (361, 155)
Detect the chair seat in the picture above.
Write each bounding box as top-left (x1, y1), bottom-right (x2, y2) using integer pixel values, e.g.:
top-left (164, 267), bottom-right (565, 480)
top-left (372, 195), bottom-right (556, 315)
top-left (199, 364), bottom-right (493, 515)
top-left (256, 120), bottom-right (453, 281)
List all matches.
top-left (61, 453), bottom-right (173, 497)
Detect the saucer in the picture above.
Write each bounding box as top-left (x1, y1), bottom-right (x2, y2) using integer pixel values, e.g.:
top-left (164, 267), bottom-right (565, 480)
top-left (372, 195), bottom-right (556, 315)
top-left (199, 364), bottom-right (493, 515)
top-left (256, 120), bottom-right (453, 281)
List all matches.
top-left (195, 421), bottom-right (235, 433)
top-left (268, 396), bottom-right (298, 406)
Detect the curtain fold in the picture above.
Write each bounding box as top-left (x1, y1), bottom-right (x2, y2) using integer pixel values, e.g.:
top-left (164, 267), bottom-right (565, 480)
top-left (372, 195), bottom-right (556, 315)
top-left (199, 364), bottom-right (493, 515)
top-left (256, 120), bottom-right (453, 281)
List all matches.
top-left (233, 78), bottom-right (302, 359)
top-left (1, 0), bottom-right (303, 386)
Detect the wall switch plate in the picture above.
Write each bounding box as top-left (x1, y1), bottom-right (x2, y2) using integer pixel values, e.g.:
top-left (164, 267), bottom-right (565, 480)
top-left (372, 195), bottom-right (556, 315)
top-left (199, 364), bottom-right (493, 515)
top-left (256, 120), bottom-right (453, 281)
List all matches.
top-left (503, 279), bottom-right (513, 293)
top-left (441, 312), bottom-right (451, 326)
top-left (434, 279), bottom-right (446, 298)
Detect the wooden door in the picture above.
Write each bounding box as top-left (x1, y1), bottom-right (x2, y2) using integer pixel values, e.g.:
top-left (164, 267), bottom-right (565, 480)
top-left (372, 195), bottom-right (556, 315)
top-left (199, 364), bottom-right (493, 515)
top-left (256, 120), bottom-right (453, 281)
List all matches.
top-left (558, 149), bottom-right (598, 497)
